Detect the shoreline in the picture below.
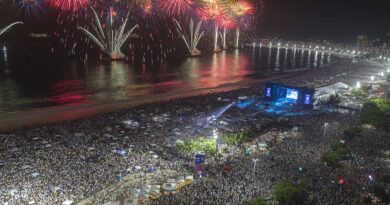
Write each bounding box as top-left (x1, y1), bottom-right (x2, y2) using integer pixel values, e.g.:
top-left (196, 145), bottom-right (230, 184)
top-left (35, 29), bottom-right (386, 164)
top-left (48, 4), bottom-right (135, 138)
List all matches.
top-left (0, 73), bottom-right (301, 132)
top-left (0, 52), bottom-right (342, 132)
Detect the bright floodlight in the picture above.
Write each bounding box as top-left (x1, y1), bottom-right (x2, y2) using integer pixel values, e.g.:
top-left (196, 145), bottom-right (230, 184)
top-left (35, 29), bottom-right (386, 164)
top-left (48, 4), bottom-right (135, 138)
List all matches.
top-left (213, 129), bottom-right (218, 139)
top-left (356, 81), bottom-right (361, 88)
top-left (371, 75), bottom-right (375, 81)
top-left (387, 68), bottom-right (390, 73)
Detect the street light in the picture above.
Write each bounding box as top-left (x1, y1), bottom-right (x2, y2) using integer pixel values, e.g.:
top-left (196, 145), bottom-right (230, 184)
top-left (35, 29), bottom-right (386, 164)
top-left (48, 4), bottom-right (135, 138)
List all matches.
top-left (323, 123), bottom-right (329, 137)
top-left (213, 129), bottom-right (219, 156)
top-left (253, 158), bottom-right (259, 174)
top-left (322, 122), bottom-right (329, 155)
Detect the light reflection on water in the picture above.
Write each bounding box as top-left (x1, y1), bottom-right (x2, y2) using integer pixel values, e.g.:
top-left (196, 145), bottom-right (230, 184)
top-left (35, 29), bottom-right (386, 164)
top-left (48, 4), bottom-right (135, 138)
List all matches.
top-left (0, 47), bottom-right (334, 113)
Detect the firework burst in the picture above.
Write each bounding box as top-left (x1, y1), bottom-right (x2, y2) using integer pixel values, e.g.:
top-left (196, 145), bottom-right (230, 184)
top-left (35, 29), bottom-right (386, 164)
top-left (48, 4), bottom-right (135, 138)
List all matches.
top-left (198, 0), bottom-right (226, 52)
top-left (15, 0), bottom-right (46, 21)
top-left (158, 0), bottom-right (194, 16)
top-left (78, 7), bottom-right (139, 60)
top-left (174, 18), bottom-right (204, 56)
top-left (227, 0), bottom-right (253, 48)
top-left (218, 14), bottom-right (236, 49)
top-left (229, 0), bottom-right (253, 17)
top-left (48, 0), bottom-right (89, 12)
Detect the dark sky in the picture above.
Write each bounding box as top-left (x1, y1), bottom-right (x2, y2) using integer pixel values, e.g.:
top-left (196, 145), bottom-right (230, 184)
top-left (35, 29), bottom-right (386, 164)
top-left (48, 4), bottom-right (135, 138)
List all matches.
top-left (1, 0), bottom-right (390, 43)
top-left (259, 0), bottom-right (390, 43)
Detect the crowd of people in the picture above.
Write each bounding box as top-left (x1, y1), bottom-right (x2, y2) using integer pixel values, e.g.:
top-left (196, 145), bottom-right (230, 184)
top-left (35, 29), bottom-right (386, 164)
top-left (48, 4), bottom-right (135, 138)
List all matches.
top-left (0, 58), bottom-right (389, 205)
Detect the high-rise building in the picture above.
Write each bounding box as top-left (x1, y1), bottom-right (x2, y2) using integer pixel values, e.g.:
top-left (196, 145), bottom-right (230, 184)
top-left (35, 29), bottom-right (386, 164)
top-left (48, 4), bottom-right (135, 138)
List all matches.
top-left (356, 35), bottom-right (369, 50)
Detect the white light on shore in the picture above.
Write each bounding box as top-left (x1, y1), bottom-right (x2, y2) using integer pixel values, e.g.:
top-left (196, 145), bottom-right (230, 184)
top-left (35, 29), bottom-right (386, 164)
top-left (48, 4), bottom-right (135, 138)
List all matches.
top-left (371, 75), bottom-right (375, 81)
top-left (356, 82), bottom-right (361, 88)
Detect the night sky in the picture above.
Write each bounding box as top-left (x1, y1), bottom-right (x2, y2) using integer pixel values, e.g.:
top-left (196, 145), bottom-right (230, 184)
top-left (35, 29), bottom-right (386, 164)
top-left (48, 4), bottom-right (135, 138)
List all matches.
top-left (259, 0), bottom-right (390, 42)
top-left (1, 0), bottom-right (390, 43)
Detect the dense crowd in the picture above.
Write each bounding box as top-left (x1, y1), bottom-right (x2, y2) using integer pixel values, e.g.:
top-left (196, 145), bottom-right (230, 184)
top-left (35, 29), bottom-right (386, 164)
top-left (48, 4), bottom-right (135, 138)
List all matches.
top-left (0, 58), bottom-right (388, 205)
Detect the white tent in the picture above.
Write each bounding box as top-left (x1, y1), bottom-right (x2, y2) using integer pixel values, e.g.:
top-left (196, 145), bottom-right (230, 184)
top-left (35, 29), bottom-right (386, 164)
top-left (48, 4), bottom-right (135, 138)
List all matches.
top-left (316, 82), bottom-right (349, 95)
top-left (62, 200), bottom-right (74, 205)
top-left (31, 172), bottom-right (40, 178)
top-left (185, 175), bottom-right (193, 181)
top-left (134, 166), bottom-right (142, 170)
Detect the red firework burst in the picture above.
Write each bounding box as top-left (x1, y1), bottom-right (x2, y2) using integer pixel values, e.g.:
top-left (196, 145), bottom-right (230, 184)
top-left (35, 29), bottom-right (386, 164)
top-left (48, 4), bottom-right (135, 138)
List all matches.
top-left (158, 0), bottom-right (194, 16)
top-left (198, 0), bottom-right (226, 21)
top-left (219, 14), bottom-right (237, 29)
top-left (143, 0), bottom-right (152, 14)
top-left (48, 0), bottom-right (89, 11)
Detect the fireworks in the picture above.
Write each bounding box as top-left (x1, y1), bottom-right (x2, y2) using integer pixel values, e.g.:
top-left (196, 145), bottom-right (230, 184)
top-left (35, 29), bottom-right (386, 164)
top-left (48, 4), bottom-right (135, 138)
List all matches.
top-left (0, 22), bottom-right (23, 36)
top-left (158, 0), bottom-right (194, 16)
top-left (174, 18), bottom-right (204, 56)
top-left (78, 7), bottom-right (139, 60)
top-left (48, 0), bottom-right (89, 11)
top-left (0, 0), bottom-right (258, 59)
top-left (227, 0), bottom-right (253, 48)
top-left (198, 0), bottom-right (226, 52)
top-left (15, 0), bottom-right (46, 20)
top-left (229, 0), bottom-right (253, 17)
top-left (142, 0), bottom-right (152, 14)
top-left (198, 0), bottom-right (226, 21)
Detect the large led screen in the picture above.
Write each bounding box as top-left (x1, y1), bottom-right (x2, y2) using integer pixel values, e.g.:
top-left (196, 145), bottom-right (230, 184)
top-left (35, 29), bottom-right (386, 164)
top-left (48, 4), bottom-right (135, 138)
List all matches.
top-left (286, 88), bottom-right (299, 100)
